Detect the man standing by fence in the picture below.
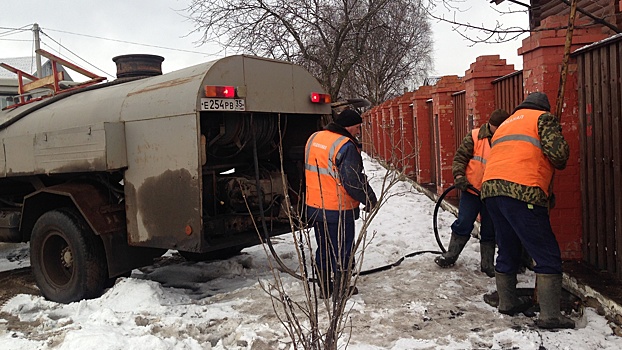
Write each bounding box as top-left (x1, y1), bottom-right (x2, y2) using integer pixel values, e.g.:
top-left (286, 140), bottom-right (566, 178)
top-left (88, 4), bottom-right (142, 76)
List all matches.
top-left (481, 92), bottom-right (574, 329)
top-left (304, 109), bottom-right (377, 299)
top-left (435, 109), bottom-right (509, 277)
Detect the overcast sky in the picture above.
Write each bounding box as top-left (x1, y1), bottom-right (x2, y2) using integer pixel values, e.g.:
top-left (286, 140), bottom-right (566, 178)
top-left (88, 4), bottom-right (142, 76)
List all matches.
top-left (1, 0), bottom-right (528, 81)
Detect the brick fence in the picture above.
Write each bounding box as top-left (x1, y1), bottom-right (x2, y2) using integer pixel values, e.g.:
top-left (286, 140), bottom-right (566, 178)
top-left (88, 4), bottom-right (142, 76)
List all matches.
top-left (363, 14), bottom-right (613, 261)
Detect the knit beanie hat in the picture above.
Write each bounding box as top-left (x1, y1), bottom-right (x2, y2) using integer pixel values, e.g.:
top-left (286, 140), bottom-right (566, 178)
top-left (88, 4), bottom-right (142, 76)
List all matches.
top-left (488, 109), bottom-right (510, 127)
top-left (514, 92), bottom-right (551, 113)
top-left (334, 109), bottom-right (362, 127)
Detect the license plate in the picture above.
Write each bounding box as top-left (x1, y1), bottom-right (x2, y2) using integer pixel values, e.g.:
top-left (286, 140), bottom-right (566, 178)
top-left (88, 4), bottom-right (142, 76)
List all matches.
top-left (200, 98), bottom-right (245, 111)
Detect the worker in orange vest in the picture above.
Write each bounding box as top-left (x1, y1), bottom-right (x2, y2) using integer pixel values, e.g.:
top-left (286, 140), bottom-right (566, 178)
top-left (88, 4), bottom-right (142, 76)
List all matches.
top-left (305, 109), bottom-right (377, 299)
top-left (435, 109), bottom-right (510, 277)
top-left (481, 92), bottom-right (574, 329)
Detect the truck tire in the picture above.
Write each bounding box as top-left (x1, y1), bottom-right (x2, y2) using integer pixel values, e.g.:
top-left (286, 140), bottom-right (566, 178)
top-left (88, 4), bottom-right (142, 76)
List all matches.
top-left (30, 208), bottom-right (108, 303)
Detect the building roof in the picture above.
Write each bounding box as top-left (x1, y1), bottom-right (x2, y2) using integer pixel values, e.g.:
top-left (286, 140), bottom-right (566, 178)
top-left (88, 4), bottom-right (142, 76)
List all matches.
top-left (0, 57), bottom-right (38, 78)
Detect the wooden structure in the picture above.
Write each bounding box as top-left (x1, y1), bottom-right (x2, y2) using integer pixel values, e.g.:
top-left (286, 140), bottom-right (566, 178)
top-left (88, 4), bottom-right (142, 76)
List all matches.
top-left (0, 49), bottom-right (105, 108)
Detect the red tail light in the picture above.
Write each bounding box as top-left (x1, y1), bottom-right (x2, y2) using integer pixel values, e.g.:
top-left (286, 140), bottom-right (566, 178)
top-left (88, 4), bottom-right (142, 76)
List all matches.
top-left (205, 85), bottom-right (236, 98)
top-left (311, 92), bottom-right (331, 104)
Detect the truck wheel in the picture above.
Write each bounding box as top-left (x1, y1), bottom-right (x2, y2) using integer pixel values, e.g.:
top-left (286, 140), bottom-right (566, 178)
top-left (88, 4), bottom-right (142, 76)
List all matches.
top-left (30, 208), bottom-right (108, 303)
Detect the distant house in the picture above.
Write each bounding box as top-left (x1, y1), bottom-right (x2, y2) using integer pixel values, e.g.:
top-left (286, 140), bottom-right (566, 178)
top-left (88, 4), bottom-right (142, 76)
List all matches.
top-left (0, 56), bottom-right (74, 109)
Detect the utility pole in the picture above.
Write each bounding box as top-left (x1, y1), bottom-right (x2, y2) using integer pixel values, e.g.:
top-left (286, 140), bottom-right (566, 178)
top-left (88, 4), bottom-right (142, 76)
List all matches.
top-left (33, 23), bottom-right (42, 78)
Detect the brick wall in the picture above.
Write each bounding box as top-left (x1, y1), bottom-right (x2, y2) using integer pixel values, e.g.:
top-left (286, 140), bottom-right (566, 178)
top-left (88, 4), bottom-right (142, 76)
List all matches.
top-left (375, 107), bottom-right (382, 159)
top-left (463, 55), bottom-right (516, 126)
top-left (361, 107), bottom-right (375, 156)
top-left (389, 98), bottom-right (402, 169)
top-left (381, 103), bottom-right (391, 163)
top-left (399, 92), bottom-right (416, 176)
top-left (411, 86), bottom-right (433, 184)
top-left (430, 76), bottom-right (463, 194)
top-left (364, 11), bottom-right (617, 262)
top-left (372, 107), bottom-right (381, 159)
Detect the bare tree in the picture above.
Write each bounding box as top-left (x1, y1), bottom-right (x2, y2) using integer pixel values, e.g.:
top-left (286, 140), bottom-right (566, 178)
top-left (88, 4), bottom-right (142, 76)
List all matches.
top-left (254, 155), bottom-right (403, 349)
top-left (425, 0), bottom-right (619, 45)
top-left (185, 0), bottom-right (433, 103)
top-left (341, 1), bottom-right (433, 104)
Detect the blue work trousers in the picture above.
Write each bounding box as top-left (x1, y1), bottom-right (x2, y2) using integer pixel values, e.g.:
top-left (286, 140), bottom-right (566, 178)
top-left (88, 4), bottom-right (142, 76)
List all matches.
top-left (313, 219), bottom-right (355, 275)
top-left (484, 196), bottom-right (562, 275)
top-left (451, 190), bottom-right (495, 243)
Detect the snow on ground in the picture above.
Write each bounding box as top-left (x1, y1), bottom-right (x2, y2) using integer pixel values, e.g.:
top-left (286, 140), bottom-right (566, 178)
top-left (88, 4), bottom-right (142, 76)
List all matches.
top-left (1, 154), bottom-right (622, 349)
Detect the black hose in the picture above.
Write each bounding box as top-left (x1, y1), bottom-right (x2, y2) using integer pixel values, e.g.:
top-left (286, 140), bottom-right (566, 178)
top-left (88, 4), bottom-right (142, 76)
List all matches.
top-left (250, 113), bottom-right (305, 281)
top-left (433, 184), bottom-right (480, 253)
top-left (356, 249), bottom-right (442, 276)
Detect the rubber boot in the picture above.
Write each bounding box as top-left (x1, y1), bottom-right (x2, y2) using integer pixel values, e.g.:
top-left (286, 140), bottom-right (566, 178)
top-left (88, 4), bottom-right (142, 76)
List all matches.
top-left (434, 233), bottom-right (470, 268)
top-left (496, 272), bottom-right (533, 316)
top-left (535, 274), bottom-right (575, 329)
top-left (480, 241), bottom-right (496, 278)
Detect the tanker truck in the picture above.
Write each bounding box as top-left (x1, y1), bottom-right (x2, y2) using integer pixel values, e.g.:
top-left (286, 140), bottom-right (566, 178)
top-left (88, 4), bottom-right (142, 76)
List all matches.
top-left (0, 53), bottom-right (333, 303)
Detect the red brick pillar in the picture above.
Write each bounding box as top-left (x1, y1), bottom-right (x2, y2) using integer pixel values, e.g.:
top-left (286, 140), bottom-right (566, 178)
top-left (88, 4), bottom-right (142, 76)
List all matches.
top-left (389, 98), bottom-right (401, 169)
top-left (463, 55), bottom-right (516, 127)
top-left (361, 109), bottom-right (373, 155)
top-left (431, 76), bottom-right (464, 195)
top-left (373, 103), bottom-right (383, 161)
top-left (518, 15), bottom-right (609, 260)
top-left (371, 106), bottom-right (381, 158)
top-left (412, 86), bottom-right (433, 184)
top-left (399, 92), bottom-right (416, 176)
top-left (381, 103), bottom-right (391, 163)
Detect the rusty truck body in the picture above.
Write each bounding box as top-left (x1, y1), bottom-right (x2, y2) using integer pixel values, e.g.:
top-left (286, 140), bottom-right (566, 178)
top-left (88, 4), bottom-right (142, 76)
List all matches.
top-left (0, 54), bottom-right (331, 303)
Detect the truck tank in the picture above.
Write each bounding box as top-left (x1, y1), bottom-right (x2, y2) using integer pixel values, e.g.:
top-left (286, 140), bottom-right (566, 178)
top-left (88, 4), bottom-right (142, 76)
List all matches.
top-left (0, 54), bottom-right (331, 303)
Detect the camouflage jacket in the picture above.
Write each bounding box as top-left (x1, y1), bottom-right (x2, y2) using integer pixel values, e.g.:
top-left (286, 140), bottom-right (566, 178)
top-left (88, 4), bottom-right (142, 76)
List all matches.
top-left (452, 123), bottom-right (493, 178)
top-left (480, 111), bottom-right (569, 208)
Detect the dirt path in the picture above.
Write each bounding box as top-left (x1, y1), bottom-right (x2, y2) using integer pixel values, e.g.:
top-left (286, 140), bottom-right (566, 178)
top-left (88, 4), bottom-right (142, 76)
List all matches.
top-left (0, 267), bottom-right (39, 307)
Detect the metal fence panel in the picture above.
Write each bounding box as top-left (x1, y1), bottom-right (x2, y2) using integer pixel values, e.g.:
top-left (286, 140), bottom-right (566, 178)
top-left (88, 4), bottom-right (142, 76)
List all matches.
top-left (452, 91), bottom-right (467, 152)
top-left (576, 37), bottom-right (622, 278)
top-left (493, 70), bottom-right (524, 114)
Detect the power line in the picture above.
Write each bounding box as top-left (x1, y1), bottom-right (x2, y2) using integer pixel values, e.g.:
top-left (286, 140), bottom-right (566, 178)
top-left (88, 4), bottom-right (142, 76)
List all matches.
top-left (0, 38), bottom-right (31, 42)
top-left (44, 27), bottom-right (217, 56)
top-left (0, 26), bottom-right (31, 41)
top-left (2, 24), bottom-right (219, 80)
top-left (0, 25), bottom-right (32, 37)
top-left (40, 41), bottom-right (114, 79)
top-left (40, 29), bottom-right (114, 78)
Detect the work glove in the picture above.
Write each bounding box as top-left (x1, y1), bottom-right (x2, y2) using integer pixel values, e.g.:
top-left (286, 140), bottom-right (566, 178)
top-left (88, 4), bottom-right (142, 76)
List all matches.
top-left (454, 176), bottom-right (471, 192)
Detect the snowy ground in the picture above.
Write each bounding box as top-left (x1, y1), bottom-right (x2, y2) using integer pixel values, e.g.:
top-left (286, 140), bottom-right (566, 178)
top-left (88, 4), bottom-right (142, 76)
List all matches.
top-left (1, 154), bottom-right (622, 349)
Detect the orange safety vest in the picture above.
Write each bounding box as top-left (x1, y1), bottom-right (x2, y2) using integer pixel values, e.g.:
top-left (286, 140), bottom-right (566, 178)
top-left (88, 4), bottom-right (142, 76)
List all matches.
top-left (482, 109), bottom-right (554, 195)
top-left (464, 128), bottom-right (491, 192)
top-left (304, 130), bottom-right (360, 211)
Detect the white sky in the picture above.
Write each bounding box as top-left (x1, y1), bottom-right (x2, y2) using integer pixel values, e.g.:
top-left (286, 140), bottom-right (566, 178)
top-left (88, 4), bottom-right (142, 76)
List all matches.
top-left (2, 154), bottom-right (622, 349)
top-left (429, 0), bottom-right (529, 76)
top-left (1, 0), bottom-right (528, 81)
